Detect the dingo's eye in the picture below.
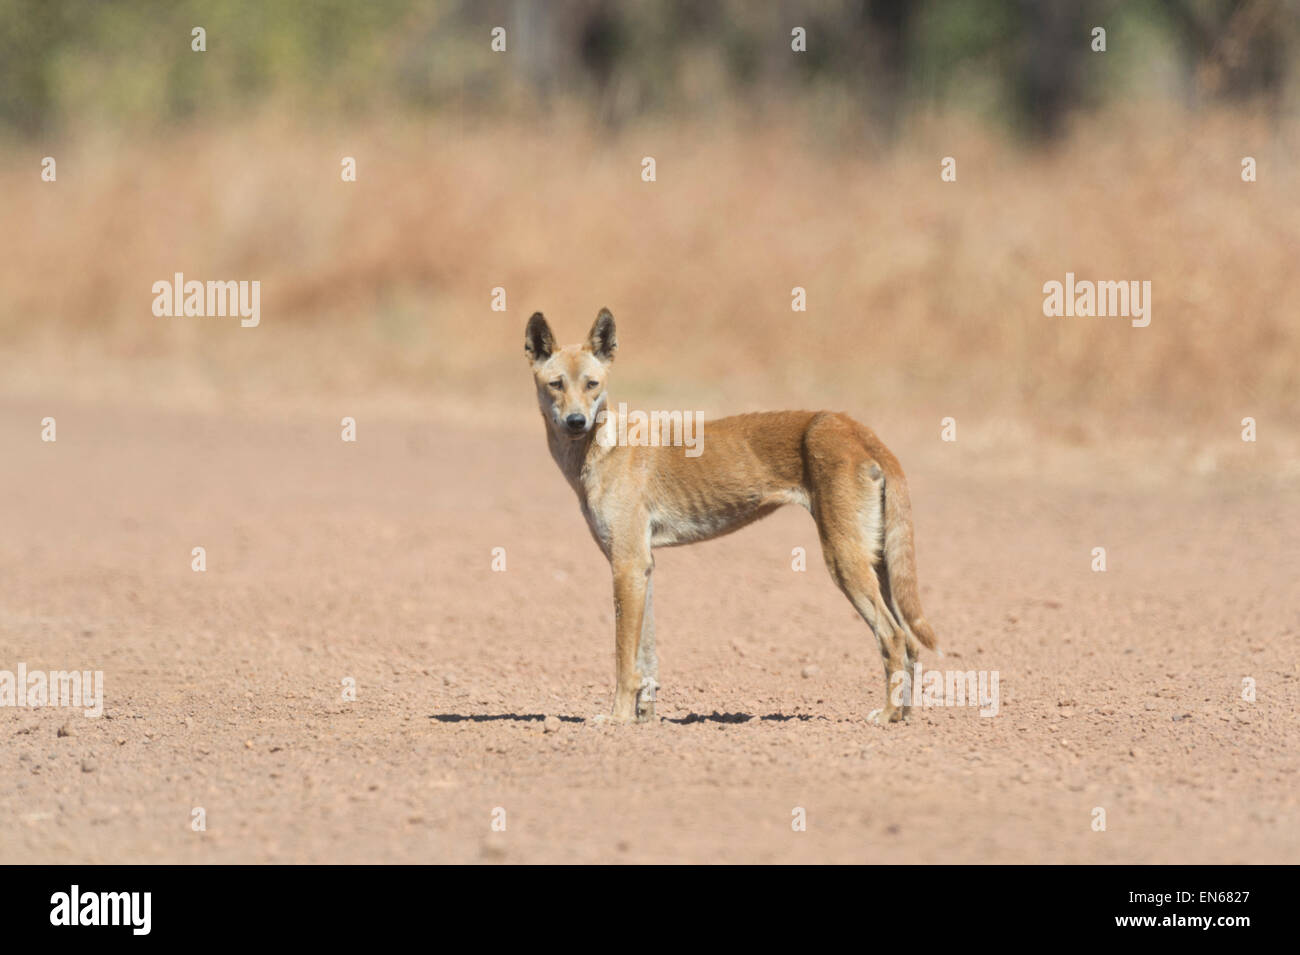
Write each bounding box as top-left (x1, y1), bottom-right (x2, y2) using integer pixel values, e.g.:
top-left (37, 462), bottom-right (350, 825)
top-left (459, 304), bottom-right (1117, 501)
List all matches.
top-left (548, 379), bottom-right (563, 390)
top-left (586, 380), bottom-right (600, 390)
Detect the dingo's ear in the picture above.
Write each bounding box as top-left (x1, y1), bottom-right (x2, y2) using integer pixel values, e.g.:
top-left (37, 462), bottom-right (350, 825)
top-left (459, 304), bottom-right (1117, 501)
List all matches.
top-left (587, 308), bottom-right (617, 364)
top-left (524, 312), bottom-right (555, 363)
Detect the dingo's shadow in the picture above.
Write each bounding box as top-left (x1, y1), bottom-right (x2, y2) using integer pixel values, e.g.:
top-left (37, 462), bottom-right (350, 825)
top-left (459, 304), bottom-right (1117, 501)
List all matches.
top-left (430, 713), bottom-right (585, 723)
top-left (429, 712), bottom-right (823, 724)
top-left (664, 712), bottom-right (822, 724)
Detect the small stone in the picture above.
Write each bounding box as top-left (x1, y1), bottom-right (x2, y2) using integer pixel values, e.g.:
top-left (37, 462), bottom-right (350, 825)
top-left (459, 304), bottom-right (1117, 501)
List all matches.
top-left (57, 722), bottom-right (74, 738)
top-left (801, 664), bottom-right (821, 678)
top-left (543, 716), bottom-right (561, 734)
top-left (80, 760), bottom-right (96, 773)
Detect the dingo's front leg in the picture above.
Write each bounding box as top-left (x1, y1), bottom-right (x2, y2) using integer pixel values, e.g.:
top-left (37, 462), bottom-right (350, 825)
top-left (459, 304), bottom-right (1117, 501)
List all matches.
top-left (635, 574), bottom-right (659, 721)
top-left (610, 549), bottom-right (652, 723)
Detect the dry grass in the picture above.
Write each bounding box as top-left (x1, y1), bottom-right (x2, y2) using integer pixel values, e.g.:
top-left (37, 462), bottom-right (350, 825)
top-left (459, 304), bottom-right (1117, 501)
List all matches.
top-left (2, 103), bottom-right (1297, 443)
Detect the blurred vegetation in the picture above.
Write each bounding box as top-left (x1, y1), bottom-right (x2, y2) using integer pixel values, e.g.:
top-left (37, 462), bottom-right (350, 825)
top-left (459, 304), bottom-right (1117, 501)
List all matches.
top-left (2, 2), bottom-right (1298, 428)
top-left (2, 0), bottom-right (1296, 142)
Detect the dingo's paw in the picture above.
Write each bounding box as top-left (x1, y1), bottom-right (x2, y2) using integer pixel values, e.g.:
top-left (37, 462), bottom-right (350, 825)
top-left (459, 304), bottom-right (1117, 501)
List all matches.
top-left (589, 712), bottom-right (633, 725)
top-left (868, 707), bottom-right (905, 725)
top-left (635, 677), bottom-right (659, 723)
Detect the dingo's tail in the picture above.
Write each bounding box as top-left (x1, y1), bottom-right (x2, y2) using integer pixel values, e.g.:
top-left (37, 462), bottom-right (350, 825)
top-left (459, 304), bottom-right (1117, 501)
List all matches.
top-left (882, 470), bottom-right (940, 653)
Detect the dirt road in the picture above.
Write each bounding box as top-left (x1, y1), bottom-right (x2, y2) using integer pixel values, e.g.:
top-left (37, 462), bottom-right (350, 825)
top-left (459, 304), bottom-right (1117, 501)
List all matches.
top-left (2, 398), bottom-right (1297, 863)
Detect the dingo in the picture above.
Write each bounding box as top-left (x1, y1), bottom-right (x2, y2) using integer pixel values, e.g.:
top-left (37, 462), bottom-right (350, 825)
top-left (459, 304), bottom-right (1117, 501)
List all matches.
top-left (525, 309), bottom-right (939, 724)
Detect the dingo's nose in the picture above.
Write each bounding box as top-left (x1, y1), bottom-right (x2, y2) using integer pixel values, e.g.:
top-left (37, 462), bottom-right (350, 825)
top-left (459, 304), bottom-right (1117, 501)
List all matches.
top-left (564, 413), bottom-right (587, 433)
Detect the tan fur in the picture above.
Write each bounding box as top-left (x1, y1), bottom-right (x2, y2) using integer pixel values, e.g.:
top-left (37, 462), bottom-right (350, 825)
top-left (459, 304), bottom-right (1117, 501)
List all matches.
top-left (524, 309), bottom-right (939, 724)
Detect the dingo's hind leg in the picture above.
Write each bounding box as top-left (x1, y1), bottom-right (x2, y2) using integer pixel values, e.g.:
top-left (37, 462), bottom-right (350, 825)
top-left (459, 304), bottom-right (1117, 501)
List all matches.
top-left (807, 426), bottom-right (911, 722)
top-left (829, 548), bottom-right (910, 723)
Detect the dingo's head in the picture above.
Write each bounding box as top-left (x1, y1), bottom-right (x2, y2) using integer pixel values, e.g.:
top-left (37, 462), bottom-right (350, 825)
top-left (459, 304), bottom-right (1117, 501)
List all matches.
top-left (524, 309), bottom-right (616, 438)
